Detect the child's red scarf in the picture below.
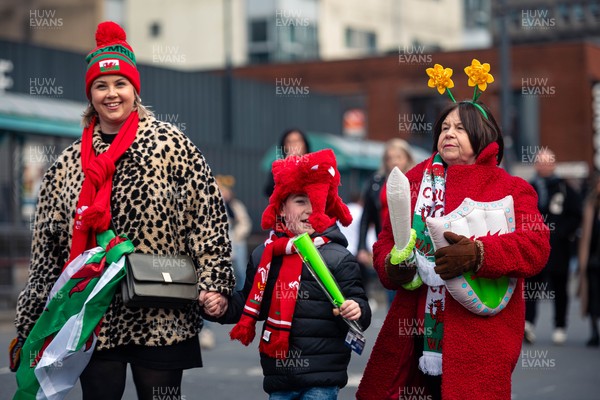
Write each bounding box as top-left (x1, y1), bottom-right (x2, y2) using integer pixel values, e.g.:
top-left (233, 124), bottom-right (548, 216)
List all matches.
top-left (230, 231), bottom-right (330, 359)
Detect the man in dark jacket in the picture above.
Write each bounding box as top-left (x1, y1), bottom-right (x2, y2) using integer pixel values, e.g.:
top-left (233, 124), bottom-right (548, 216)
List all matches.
top-left (525, 149), bottom-right (582, 344)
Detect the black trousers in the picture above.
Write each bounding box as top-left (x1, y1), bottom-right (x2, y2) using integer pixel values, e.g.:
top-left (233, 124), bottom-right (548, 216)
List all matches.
top-left (80, 357), bottom-right (183, 400)
top-left (525, 258), bottom-right (570, 329)
top-left (79, 338), bottom-right (200, 400)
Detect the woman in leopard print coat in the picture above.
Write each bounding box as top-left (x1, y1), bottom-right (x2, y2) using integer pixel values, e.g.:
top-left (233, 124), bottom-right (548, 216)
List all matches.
top-left (15, 114), bottom-right (235, 346)
top-left (14, 21), bottom-right (234, 399)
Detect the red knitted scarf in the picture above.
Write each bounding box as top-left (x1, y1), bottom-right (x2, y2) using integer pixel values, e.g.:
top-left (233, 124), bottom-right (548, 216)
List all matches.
top-left (67, 112), bottom-right (139, 266)
top-left (230, 232), bottom-right (330, 359)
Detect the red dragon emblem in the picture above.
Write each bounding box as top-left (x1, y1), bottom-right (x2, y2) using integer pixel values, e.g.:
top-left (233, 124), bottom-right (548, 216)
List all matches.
top-left (428, 299), bottom-right (444, 332)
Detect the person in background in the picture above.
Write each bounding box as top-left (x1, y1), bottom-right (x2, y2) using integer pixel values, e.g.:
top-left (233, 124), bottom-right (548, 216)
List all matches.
top-left (357, 138), bottom-right (415, 306)
top-left (525, 149), bottom-right (582, 345)
top-left (264, 128), bottom-right (311, 197)
top-left (12, 21), bottom-right (233, 400)
top-left (578, 173), bottom-right (600, 347)
top-left (339, 193), bottom-right (378, 310)
top-left (216, 175), bottom-right (252, 291)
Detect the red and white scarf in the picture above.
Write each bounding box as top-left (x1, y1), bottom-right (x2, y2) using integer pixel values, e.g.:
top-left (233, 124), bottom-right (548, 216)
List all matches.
top-left (412, 153), bottom-right (446, 376)
top-left (230, 231), bottom-right (330, 359)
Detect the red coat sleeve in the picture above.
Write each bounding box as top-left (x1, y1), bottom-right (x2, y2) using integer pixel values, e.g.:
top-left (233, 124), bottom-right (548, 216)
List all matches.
top-left (476, 178), bottom-right (551, 279)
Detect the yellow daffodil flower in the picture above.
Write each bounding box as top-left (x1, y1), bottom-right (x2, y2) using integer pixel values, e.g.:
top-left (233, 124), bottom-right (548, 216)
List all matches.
top-left (426, 64), bottom-right (455, 95)
top-left (464, 59), bottom-right (494, 91)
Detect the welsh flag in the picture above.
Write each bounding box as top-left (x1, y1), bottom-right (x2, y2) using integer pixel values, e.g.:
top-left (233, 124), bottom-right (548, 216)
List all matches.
top-left (14, 230), bottom-right (134, 400)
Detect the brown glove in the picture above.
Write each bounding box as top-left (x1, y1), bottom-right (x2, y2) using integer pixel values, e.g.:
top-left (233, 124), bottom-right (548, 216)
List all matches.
top-left (434, 232), bottom-right (482, 280)
top-left (385, 253), bottom-right (417, 285)
top-left (9, 336), bottom-right (24, 372)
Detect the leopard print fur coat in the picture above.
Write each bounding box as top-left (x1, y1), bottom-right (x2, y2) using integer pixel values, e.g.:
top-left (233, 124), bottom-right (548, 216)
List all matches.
top-left (15, 115), bottom-right (235, 349)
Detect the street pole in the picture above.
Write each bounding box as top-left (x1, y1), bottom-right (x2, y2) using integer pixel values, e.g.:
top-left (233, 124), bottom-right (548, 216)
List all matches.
top-left (223, 0), bottom-right (233, 143)
top-left (499, 0), bottom-right (513, 173)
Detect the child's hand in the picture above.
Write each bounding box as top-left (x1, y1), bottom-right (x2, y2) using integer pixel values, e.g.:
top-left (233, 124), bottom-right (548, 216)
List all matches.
top-left (199, 290), bottom-right (228, 317)
top-left (333, 300), bottom-right (361, 321)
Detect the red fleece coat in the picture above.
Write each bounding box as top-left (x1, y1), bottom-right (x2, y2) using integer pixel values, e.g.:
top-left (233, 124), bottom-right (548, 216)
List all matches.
top-left (357, 143), bottom-right (550, 400)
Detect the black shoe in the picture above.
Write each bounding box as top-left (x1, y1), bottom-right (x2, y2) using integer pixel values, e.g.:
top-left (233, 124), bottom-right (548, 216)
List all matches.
top-left (586, 335), bottom-right (599, 347)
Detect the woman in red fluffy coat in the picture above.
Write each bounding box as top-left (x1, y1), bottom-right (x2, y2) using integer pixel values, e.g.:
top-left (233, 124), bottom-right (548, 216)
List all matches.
top-left (357, 101), bottom-right (550, 400)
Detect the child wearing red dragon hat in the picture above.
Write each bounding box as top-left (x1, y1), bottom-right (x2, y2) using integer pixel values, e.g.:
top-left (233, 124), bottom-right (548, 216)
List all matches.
top-left (205, 149), bottom-right (371, 399)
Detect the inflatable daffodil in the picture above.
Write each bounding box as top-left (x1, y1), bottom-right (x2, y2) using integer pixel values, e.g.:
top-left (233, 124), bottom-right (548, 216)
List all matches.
top-left (464, 59), bottom-right (494, 101)
top-left (426, 64), bottom-right (456, 102)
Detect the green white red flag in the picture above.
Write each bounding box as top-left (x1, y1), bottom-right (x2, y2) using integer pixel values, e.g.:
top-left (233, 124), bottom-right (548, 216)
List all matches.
top-left (14, 231), bottom-right (134, 400)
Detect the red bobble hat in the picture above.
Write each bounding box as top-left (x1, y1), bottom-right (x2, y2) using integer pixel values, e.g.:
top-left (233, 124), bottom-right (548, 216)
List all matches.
top-left (262, 149), bottom-right (353, 233)
top-left (85, 21), bottom-right (140, 99)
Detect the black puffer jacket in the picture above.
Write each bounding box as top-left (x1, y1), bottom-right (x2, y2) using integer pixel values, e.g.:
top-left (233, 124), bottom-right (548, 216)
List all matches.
top-left (358, 172), bottom-right (385, 252)
top-left (218, 224), bottom-right (371, 394)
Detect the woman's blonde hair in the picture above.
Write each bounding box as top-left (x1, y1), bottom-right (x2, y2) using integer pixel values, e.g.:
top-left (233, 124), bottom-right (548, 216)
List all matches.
top-left (381, 138), bottom-right (415, 174)
top-left (81, 92), bottom-right (153, 127)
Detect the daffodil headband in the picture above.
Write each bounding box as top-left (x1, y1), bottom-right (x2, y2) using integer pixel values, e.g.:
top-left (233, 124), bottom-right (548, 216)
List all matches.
top-left (426, 59), bottom-right (494, 119)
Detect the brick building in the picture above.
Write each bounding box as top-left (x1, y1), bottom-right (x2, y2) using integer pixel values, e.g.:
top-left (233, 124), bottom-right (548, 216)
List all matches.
top-left (233, 41), bottom-right (600, 175)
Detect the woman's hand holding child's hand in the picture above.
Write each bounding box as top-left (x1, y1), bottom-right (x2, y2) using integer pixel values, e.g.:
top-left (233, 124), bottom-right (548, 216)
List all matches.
top-left (199, 290), bottom-right (228, 317)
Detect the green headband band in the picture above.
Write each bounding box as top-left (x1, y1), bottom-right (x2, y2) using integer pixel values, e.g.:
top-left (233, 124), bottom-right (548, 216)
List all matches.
top-left (470, 101), bottom-right (488, 120)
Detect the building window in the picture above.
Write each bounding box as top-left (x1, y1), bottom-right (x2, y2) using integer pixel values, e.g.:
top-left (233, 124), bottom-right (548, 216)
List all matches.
top-left (464, 0), bottom-right (490, 29)
top-left (150, 22), bottom-right (161, 38)
top-left (573, 4), bottom-right (585, 23)
top-left (250, 19), bottom-right (268, 42)
top-left (557, 3), bottom-right (570, 22)
top-left (509, 8), bottom-right (521, 29)
top-left (345, 27), bottom-right (377, 53)
top-left (590, 1), bottom-right (600, 20)
top-left (511, 90), bottom-right (539, 161)
top-left (104, 0), bottom-right (125, 25)
top-left (407, 95), bottom-right (445, 151)
top-left (249, 51), bottom-right (270, 64)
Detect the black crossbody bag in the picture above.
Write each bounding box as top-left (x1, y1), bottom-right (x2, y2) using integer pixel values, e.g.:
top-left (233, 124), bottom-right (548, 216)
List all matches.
top-left (113, 221), bottom-right (199, 308)
top-left (121, 253), bottom-right (199, 308)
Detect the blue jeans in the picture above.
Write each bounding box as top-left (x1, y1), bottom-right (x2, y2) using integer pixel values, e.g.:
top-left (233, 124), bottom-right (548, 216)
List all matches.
top-left (269, 386), bottom-right (339, 400)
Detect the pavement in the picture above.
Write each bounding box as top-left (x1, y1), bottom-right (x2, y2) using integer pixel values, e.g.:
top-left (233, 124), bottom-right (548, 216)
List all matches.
top-left (0, 285), bottom-right (599, 399)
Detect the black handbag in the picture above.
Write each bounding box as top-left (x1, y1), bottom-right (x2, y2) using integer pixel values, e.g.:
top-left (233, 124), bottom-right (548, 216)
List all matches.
top-left (121, 253), bottom-right (199, 308)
